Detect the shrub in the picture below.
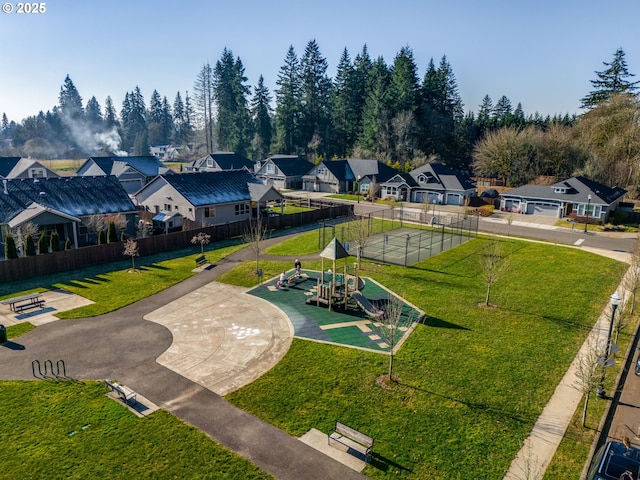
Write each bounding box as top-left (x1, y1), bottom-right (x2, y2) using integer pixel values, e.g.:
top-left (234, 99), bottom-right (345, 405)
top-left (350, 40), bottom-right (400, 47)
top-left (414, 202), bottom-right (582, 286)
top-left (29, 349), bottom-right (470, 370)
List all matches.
top-left (107, 221), bottom-right (118, 243)
top-left (64, 238), bottom-right (72, 250)
top-left (477, 205), bottom-right (495, 217)
top-left (97, 229), bottom-right (106, 245)
top-left (4, 234), bottom-right (18, 259)
top-left (38, 232), bottom-right (48, 254)
top-left (25, 234), bottom-right (36, 256)
top-left (50, 231), bottom-right (61, 252)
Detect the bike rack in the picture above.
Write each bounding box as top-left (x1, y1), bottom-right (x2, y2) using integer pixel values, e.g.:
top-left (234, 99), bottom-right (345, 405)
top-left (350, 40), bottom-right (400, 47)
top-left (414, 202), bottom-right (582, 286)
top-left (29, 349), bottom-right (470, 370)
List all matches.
top-left (32, 359), bottom-right (67, 379)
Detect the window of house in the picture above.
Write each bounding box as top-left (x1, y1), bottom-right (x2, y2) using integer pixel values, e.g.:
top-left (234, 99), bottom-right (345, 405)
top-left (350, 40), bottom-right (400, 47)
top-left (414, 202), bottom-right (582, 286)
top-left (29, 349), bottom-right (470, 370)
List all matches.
top-left (164, 204), bottom-right (172, 211)
top-left (235, 203), bottom-right (250, 215)
top-left (554, 187), bottom-right (567, 193)
top-left (418, 175), bottom-right (426, 183)
top-left (30, 168), bottom-right (46, 178)
top-left (207, 158), bottom-right (213, 167)
top-left (267, 163), bottom-right (274, 173)
top-left (175, 205), bottom-right (179, 211)
top-left (318, 167), bottom-right (327, 176)
top-left (204, 207), bottom-right (215, 218)
top-left (154, 205), bottom-right (160, 213)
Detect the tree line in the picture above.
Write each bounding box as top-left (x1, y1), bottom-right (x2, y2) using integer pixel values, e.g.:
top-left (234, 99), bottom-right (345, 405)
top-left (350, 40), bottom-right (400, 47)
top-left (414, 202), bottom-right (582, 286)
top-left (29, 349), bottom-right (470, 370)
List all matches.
top-left (1, 44), bottom-right (637, 194)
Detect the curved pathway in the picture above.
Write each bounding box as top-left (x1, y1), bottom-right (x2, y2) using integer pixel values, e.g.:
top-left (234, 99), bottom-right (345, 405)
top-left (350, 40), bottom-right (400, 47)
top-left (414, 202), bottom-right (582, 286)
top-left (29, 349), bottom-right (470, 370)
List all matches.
top-left (0, 235), bottom-right (366, 480)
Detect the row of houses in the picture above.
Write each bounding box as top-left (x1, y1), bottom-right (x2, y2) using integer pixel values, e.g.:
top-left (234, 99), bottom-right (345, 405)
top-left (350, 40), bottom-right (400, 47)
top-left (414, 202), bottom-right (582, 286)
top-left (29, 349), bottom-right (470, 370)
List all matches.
top-left (0, 154), bottom-right (629, 255)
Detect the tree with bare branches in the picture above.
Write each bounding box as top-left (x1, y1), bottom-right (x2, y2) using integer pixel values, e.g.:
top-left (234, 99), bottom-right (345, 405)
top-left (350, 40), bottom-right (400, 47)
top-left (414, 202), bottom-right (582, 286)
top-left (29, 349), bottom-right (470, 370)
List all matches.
top-left (574, 336), bottom-right (603, 427)
top-left (625, 237), bottom-right (640, 314)
top-left (191, 232), bottom-right (211, 255)
top-left (347, 215), bottom-right (372, 267)
top-left (375, 295), bottom-right (416, 382)
top-left (242, 218), bottom-right (268, 274)
top-left (10, 221), bottom-right (39, 255)
top-left (123, 238), bottom-right (139, 272)
top-left (479, 240), bottom-right (510, 307)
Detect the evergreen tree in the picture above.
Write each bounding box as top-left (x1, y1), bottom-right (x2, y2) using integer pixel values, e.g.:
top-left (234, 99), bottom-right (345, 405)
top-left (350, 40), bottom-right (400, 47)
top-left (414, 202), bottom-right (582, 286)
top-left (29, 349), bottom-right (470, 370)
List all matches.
top-left (358, 57), bottom-right (392, 158)
top-left (85, 96), bottom-right (103, 134)
top-left (50, 231), bottom-right (60, 252)
top-left (331, 48), bottom-right (361, 158)
top-left (299, 39), bottom-right (333, 160)
top-left (97, 229), bottom-right (106, 245)
top-left (64, 238), bottom-right (72, 250)
top-left (213, 49), bottom-right (252, 156)
top-left (476, 95), bottom-right (495, 133)
top-left (25, 234), bottom-right (36, 256)
top-left (104, 96), bottom-right (119, 131)
top-left (4, 234), bottom-right (18, 259)
top-left (38, 232), bottom-right (48, 254)
top-left (107, 221), bottom-right (118, 243)
top-left (58, 74), bottom-right (84, 123)
top-left (173, 91), bottom-right (193, 146)
top-left (147, 89), bottom-right (164, 145)
top-left (193, 63), bottom-right (215, 152)
top-left (160, 96), bottom-right (174, 144)
top-left (121, 86), bottom-right (147, 153)
top-left (581, 48), bottom-right (639, 109)
top-left (250, 75), bottom-right (273, 161)
top-left (273, 46), bottom-right (303, 154)
top-left (493, 95), bottom-right (513, 127)
top-left (389, 46), bottom-right (420, 114)
top-left (1, 113), bottom-right (8, 129)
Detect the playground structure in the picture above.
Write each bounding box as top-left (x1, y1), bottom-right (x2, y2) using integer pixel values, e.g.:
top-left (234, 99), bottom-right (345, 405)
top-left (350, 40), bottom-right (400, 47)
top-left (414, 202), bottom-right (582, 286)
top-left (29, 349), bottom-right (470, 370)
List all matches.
top-left (306, 237), bottom-right (383, 318)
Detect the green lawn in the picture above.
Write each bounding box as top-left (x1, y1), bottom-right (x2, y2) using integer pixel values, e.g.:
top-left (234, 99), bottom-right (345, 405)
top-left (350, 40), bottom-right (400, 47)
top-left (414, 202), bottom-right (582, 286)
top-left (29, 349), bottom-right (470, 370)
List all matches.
top-left (226, 238), bottom-right (628, 479)
top-left (0, 241), bottom-right (246, 318)
top-left (0, 381), bottom-right (271, 479)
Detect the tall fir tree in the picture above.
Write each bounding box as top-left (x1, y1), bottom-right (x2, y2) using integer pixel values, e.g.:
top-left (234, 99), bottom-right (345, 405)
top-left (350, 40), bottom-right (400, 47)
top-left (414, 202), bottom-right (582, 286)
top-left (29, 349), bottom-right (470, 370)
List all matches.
top-left (121, 86), bottom-right (148, 154)
top-left (273, 46), bottom-right (303, 154)
top-left (581, 48), bottom-right (639, 110)
top-left (104, 96), bottom-right (119, 130)
top-left (250, 75), bottom-right (273, 161)
top-left (331, 48), bottom-right (361, 158)
top-left (147, 89), bottom-right (164, 145)
top-left (299, 40), bottom-right (333, 160)
top-left (85, 96), bottom-right (103, 133)
top-left (358, 56), bottom-right (392, 158)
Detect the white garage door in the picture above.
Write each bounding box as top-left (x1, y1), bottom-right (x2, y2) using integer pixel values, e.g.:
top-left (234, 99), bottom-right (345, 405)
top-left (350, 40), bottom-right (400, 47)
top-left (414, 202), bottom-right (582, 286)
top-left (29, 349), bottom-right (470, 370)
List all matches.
top-left (446, 194), bottom-right (462, 206)
top-left (527, 203), bottom-right (559, 217)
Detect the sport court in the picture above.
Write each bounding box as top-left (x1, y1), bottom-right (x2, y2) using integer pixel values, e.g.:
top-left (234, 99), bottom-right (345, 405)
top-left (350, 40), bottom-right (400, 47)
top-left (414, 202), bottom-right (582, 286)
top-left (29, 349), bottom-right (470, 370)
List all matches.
top-left (248, 270), bottom-right (423, 353)
top-left (360, 226), bottom-right (472, 266)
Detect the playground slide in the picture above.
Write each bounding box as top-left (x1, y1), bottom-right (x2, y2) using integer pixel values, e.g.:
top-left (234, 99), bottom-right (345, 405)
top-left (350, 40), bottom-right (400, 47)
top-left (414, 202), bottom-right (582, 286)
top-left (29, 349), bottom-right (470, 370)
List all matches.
top-left (350, 291), bottom-right (383, 319)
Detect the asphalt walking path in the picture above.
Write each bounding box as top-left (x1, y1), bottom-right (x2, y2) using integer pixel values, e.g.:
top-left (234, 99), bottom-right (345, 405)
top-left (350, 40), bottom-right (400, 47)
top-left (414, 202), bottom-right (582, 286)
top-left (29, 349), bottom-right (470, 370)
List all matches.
top-left (0, 232), bottom-right (366, 480)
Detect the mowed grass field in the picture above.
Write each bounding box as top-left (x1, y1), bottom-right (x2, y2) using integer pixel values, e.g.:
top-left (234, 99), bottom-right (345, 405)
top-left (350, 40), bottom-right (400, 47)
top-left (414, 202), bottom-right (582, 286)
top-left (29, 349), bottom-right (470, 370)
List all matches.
top-left (225, 237), bottom-right (628, 479)
top-left (0, 232), bottom-right (630, 478)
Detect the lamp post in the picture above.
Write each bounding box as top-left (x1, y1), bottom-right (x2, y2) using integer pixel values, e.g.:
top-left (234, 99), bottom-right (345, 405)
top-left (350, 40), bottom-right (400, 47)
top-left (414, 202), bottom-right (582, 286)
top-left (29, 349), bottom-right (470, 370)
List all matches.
top-left (596, 291), bottom-right (622, 398)
top-left (356, 175), bottom-right (361, 203)
top-left (584, 194), bottom-right (592, 233)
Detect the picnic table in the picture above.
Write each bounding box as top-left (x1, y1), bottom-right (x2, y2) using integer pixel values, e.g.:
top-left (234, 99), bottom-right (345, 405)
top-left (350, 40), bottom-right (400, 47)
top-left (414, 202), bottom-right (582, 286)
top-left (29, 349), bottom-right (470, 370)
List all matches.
top-left (0, 292), bottom-right (45, 313)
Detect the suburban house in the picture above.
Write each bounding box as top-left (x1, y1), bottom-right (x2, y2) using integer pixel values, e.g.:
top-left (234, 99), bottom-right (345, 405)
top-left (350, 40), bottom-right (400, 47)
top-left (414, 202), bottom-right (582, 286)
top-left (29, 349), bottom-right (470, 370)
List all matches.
top-left (379, 163), bottom-right (476, 205)
top-left (133, 170), bottom-right (284, 229)
top-left (0, 176), bottom-right (138, 250)
top-left (150, 144), bottom-right (183, 162)
top-left (499, 176), bottom-right (627, 221)
top-left (76, 156), bottom-right (173, 195)
top-left (0, 157), bottom-right (59, 180)
top-left (302, 159), bottom-right (398, 194)
top-left (185, 152), bottom-right (255, 173)
top-left (254, 155), bottom-right (313, 190)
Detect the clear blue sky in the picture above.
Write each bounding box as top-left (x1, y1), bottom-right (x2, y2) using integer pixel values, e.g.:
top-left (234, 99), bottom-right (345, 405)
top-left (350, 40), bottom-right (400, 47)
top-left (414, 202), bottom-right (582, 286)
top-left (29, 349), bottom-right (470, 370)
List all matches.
top-left (1, 0), bottom-right (638, 123)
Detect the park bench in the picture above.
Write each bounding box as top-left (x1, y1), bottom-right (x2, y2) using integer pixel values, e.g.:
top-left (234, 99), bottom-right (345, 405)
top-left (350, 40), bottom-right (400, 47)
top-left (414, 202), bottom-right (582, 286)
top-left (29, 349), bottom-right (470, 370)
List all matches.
top-left (328, 422), bottom-right (374, 462)
top-left (195, 255), bottom-right (207, 267)
top-left (105, 380), bottom-right (137, 406)
top-left (1, 292), bottom-right (45, 313)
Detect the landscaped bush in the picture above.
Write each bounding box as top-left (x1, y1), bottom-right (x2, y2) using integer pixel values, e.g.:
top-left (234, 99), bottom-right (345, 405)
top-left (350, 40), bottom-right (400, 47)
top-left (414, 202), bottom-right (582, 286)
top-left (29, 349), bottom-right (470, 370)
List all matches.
top-left (477, 204), bottom-right (495, 216)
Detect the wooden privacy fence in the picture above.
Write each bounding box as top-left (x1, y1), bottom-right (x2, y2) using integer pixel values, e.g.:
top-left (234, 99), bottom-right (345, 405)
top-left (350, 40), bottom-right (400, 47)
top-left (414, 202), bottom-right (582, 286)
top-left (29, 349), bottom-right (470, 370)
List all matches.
top-left (0, 203), bottom-right (352, 283)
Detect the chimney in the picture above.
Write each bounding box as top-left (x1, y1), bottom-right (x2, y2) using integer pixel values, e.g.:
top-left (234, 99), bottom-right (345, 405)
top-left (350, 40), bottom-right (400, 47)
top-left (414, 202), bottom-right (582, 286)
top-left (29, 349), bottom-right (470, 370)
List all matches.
top-left (2, 179), bottom-right (7, 195)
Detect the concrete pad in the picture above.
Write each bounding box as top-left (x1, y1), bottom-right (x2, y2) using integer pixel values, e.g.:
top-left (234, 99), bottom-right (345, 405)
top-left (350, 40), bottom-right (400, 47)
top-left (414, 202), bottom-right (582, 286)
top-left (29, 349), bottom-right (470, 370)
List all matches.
top-left (144, 281), bottom-right (293, 396)
top-left (0, 289), bottom-right (94, 327)
top-left (105, 390), bottom-right (160, 417)
top-left (299, 428), bottom-right (366, 472)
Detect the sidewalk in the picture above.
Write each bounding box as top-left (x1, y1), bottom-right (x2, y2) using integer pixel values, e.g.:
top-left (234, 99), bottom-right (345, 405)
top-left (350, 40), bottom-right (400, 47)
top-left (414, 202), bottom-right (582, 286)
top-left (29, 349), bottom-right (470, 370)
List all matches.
top-left (503, 247), bottom-right (632, 479)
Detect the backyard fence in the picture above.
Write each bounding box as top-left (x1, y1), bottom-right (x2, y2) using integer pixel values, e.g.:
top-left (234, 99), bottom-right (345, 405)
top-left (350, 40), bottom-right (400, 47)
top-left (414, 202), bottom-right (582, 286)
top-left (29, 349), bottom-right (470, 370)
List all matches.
top-left (1, 203), bottom-right (353, 283)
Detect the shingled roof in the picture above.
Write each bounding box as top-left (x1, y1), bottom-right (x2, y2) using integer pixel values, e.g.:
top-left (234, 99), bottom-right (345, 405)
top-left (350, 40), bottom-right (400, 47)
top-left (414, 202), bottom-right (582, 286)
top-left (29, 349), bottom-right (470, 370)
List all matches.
top-left (189, 152), bottom-right (255, 171)
top-left (0, 157), bottom-right (22, 177)
top-left (503, 176), bottom-right (626, 204)
top-left (0, 176), bottom-right (137, 224)
top-left (267, 155), bottom-right (314, 176)
top-left (153, 170), bottom-right (263, 206)
top-left (409, 163), bottom-right (475, 191)
top-left (84, 156), bottom-right (171, 177)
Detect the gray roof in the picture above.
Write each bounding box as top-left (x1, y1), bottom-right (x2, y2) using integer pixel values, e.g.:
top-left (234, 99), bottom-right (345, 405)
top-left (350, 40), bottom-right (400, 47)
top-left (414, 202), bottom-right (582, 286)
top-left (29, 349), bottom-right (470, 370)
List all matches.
top-left (82, 156), bottom-right (171, 177)
top-left (154, 170), bottom-right (262, 206)
top-left (266, 156), bottom-right (314, 176)
top-left (346, 159), bottom-right (399, 182)
top-left (320, 237), bottom-right (349, 260)
top-left (408, 163), bottom-right (475, 191)
top-left (502, 176), bottom-right (627, 204)
top-left (0, 176), bottom-right (137, 224)
top-left (189, 152), bottom-right (255, 171)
